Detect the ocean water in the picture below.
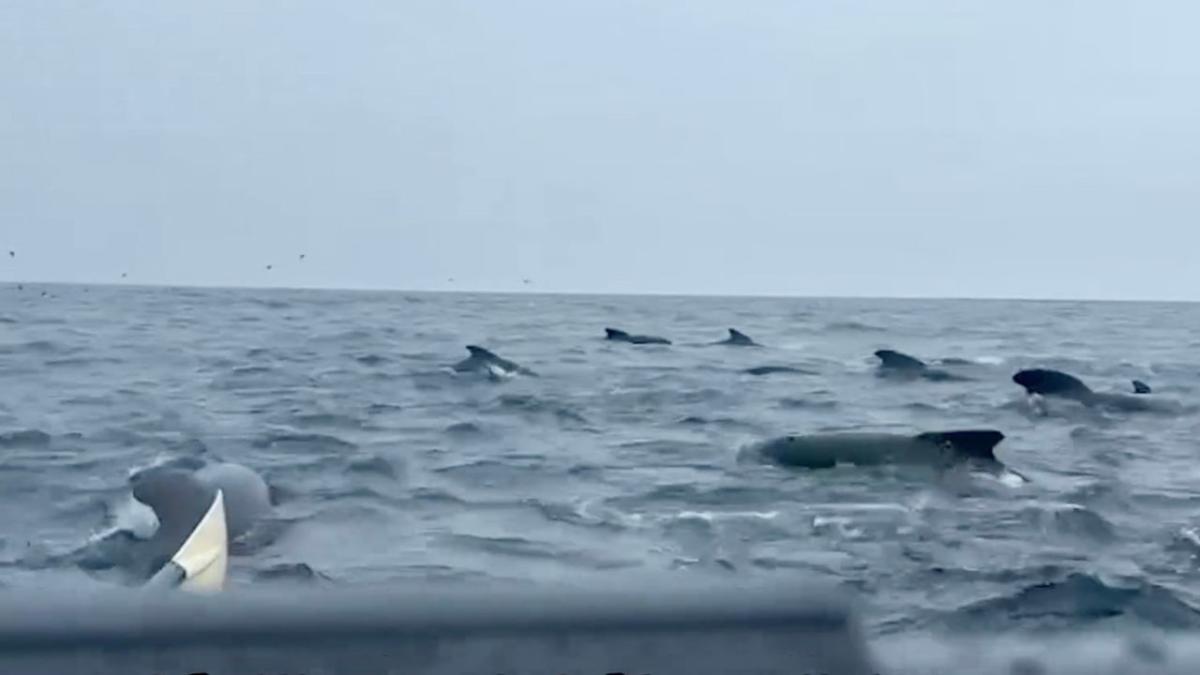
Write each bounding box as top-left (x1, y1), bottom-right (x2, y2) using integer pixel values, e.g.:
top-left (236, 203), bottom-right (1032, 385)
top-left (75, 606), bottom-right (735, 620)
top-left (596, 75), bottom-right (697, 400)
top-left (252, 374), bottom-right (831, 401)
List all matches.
top-left (2, 283), bottom-right (1200, 638)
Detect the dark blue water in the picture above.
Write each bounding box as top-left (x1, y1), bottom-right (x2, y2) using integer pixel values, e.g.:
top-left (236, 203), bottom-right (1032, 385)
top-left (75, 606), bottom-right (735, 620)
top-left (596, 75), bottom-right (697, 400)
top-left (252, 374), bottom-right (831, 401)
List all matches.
top-left (2, 283), bottom-right (1200, 638)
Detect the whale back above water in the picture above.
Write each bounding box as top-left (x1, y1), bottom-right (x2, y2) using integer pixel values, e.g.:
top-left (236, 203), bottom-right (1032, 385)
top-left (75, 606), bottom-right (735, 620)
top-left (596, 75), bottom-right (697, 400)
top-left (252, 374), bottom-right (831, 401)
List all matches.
top-left (874, 349), bottom-right (969, 382)
top-left (453, 345), bottom-right (533, 377)
top-left (744, 365), bottom-right (809, 376)
top-left (743, 429), bottom-right (1008, 470)
top-left (193, 462), bottom-right (271, 541)
top-left (874, 349), bottom-right (927, 371)
top-left (1013, 368), bottom-right (1181, 414)
top-left (605, 328), bottom-right (672, 345)
top-left (912, 430), bottom-right (1005, 462)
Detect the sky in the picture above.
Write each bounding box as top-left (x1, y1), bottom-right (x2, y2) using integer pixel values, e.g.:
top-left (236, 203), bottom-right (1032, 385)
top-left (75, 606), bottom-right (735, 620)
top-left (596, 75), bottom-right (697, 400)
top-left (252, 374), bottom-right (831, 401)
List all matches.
top-left (2, 1), bottom-right (1198, 300)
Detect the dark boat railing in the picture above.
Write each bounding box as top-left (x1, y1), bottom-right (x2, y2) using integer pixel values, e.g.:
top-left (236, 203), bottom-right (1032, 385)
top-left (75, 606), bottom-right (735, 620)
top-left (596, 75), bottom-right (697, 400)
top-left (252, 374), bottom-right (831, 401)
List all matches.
top-left (0, 577), bottom-right (872, 675)
top-left (0, 576), bottom-right (1187, 674)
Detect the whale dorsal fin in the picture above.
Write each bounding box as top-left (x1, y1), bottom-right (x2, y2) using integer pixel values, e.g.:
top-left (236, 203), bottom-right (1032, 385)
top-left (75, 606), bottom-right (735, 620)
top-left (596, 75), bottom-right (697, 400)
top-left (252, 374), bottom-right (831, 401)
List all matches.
top-left (605, 328), bottom-right (629, 340)
top-left (916, 430), bottom-right (1005, 461)
top-left (875, 349), bottom-right (926, 370)
top-left (465, 345), bottom-right (496, 360)
top-left (728, 329), bottom-right (753, 342)
top-left (1132, 379), bottom-right (1152, 394)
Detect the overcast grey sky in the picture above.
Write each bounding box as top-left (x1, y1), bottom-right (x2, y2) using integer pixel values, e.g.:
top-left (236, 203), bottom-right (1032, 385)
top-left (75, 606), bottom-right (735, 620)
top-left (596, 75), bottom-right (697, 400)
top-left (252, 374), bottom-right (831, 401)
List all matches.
top-left (2, 1), bottom-right (1197, 300)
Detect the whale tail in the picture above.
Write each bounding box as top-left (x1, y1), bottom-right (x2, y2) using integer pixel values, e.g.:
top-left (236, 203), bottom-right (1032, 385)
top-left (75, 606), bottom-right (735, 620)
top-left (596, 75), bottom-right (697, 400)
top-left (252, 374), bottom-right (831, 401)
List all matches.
top-left (605, 328), bottom-right (629, 340)
top-left (1012, 369), bottom-right (1092, 397)
top-left (916, 430), bottom-right (1005, 461)
top-left (1132, 379), bottom-right (1152, 394)
top-left (874, 349), bottom-right (926, 370)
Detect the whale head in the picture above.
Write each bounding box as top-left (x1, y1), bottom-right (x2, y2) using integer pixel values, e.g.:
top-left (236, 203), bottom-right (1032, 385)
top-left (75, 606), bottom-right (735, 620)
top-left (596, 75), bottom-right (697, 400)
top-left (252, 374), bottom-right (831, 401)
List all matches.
top-left (1012, 369), bottom-right (1092, 398)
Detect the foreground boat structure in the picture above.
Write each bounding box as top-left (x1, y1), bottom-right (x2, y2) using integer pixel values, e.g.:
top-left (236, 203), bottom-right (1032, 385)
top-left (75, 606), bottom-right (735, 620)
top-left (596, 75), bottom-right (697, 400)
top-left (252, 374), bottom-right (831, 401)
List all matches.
top-left (0, 577), bottom-right (1188, 674)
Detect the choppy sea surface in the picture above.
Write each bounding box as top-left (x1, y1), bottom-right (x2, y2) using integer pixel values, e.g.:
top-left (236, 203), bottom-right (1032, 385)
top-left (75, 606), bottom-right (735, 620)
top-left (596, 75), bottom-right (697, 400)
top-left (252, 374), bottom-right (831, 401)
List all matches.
top-left (2, 283), bottom-right (1200, 639)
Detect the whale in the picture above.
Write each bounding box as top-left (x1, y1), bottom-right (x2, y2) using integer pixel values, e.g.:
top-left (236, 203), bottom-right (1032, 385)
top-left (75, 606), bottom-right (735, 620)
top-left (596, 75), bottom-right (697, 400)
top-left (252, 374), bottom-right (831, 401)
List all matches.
top-left (715, 329), bottom-right (760, 347)
top-left (605, 328), bottom-right (671, 345)
top-left (131, 468), bottom-right (227, 589)
top-left (68, 461), bottom-right (273, 584)
top-left (1132, 379), bottom-right (1152, 394)
top-left (1012, 369), bottom-right (1179, 414)
top-left (452, 345), bottom-right (535, 379)
top-left (190, 462), bottom-right (272, 542)
top-left (739, 429), bottom-right (1014, 473)
top-left (874, 349), bottom-right (969, 382)
top-left (743, 365), bottom-right (811, 376)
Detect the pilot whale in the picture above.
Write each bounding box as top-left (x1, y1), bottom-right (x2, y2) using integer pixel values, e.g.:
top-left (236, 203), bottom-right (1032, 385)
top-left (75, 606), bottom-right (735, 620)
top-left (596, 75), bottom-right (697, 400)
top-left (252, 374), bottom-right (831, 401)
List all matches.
top-left (739, 429), bottom-right (1017, 474)
top-left (605, 328), bottom-right (671, 345)
top-left (1012, 369), bottom-right (1180, 414)
top-left (452, 345), bottom-right (535, 379)
top-left (69, 461), bottom-right (273, 583)
top-left (874, 350), bottom-right (969, 382)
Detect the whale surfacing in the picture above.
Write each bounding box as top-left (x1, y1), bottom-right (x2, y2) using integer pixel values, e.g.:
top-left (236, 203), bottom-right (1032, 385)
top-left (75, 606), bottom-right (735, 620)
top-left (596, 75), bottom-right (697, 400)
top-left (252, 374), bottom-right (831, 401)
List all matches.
top-left (717, 329), bottom-right (760, 347)
top-left (744, 365), bottom-right (810, 376)
top-left (874, 349), bottom-right (968, 382)
top-left (452, 345), bottom-right (535, 378)
top-left (740, 429), bottom-right (1009, 471)
top-left (1013, 368), bottom-right (1178, 414)
top-left (605, 328), bottom-right (671, 345)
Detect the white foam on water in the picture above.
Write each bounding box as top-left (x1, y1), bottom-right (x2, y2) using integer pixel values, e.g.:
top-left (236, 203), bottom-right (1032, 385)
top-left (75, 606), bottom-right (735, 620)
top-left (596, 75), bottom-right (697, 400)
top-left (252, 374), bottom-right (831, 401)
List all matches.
top-left (675, 510), bottom-right (779, 522)
top-left (88, 494), bottom-right (159, 543)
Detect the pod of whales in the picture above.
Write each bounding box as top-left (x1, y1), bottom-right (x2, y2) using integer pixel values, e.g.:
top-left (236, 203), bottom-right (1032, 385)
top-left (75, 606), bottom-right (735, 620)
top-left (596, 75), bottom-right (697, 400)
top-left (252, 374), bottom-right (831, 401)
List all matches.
top-left (1012, 368), bottom-right (1180, 414)
top-left (874, 349), bottom-right (969, 382)
top-left (740, 430), bottom-right (1015, 473)
top-left (605, 328), bottom-right (671, 345)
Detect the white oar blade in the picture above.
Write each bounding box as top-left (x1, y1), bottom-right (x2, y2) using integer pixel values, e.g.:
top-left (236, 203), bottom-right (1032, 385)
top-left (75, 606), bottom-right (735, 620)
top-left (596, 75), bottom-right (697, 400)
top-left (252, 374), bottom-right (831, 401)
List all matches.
top-left (174, 490), bottom-right (228, 592)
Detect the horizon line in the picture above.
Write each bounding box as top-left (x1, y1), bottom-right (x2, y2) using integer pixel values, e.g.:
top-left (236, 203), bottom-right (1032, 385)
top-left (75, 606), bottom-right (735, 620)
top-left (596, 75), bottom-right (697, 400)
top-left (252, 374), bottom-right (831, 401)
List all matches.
top-left (1, 278), bottom-right (1196, 305)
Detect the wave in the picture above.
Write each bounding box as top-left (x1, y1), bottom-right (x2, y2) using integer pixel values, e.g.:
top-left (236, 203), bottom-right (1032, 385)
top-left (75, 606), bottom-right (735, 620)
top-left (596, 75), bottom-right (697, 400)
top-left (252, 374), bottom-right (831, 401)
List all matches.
top-left (777, 397), bottom-right (839, 411)
top-left (937, 573), bottom-right (1200, 632)
top-left (492, 394), bottom-right (590, 426)
top-left (345, 454), bottom-right (400, 479)
top-left (444, 422), bottom-right (484, 436)
top-left (0, 429), bottom-right (52, 448)
top-left (291, 412), bottom-right (368, 430)
top-left (253, 562), bottom-right (331, 584)
top-left (0, 340), bottom-right (66, 355)
top-left (825, 320), bottom-right (886, 332)
top-left (252, 433), bottom-right (358, 453)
